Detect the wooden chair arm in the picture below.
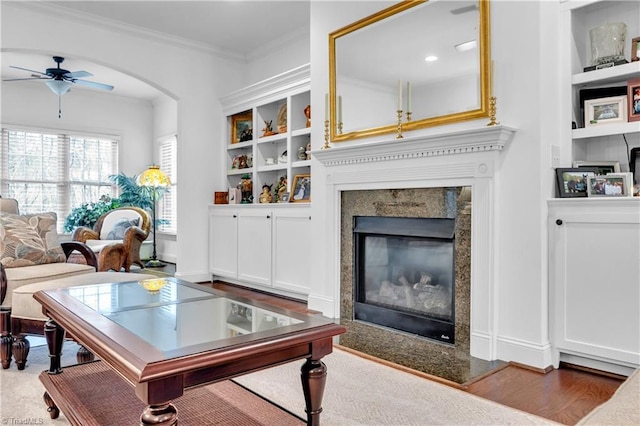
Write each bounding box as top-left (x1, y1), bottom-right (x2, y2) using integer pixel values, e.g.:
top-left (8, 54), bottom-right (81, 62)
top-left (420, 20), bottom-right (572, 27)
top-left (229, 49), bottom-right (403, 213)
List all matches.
top-left (72, 227), bottom-right (100, 244)
top-left (0, 264), bottom-right (6, 306)
top-left (98, 243), bottom-right (125, 272)
top-left (123, 226), bottom-right (148, 245)
top-left (61, 242), bottom-right (98, 271)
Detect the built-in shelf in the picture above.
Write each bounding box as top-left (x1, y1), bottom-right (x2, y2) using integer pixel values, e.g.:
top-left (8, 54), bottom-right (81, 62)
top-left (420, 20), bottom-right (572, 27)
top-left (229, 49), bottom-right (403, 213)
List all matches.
top-left (572, 122), bottom-right (640, 140)
top-left (572, 62), bottom-right (640, 87)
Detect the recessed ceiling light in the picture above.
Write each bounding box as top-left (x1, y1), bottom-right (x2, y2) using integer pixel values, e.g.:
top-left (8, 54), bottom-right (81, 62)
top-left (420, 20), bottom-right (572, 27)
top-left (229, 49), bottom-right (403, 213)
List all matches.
top-left (424, 56), bottom-right (438, 62)
top-left (454, 40), bottom-right (477, 52)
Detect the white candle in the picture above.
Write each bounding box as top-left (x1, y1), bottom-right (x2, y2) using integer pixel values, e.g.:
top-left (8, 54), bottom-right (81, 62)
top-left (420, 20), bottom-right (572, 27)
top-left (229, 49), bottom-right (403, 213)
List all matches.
top-left (397, 80), bottom-right (402, 111)
top-left (325, 93), bottom-right (329, 121)
top-left (338, 95), bottom-right (343, 122)
top-left (406, 82), bottom-right (412, 113)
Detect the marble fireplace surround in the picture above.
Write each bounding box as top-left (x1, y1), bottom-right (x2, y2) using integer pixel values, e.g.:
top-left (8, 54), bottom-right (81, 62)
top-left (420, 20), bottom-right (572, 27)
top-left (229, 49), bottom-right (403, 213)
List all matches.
top-left (313, 125), bottom-right (516, 365)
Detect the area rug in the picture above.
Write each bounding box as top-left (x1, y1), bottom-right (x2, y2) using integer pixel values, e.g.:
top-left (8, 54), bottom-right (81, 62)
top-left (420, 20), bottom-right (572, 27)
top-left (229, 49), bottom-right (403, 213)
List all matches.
top-left (0, 341), bottom-right (302, 425)
top-left (234, 345), bottom-right (559, 425)
top-left (2, 341), bottom-right (567, 426)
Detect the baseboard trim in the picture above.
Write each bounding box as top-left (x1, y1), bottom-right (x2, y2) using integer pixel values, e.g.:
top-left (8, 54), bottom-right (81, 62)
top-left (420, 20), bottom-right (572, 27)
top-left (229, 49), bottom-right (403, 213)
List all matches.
top-left (496, 336), bottom-right (554, 370)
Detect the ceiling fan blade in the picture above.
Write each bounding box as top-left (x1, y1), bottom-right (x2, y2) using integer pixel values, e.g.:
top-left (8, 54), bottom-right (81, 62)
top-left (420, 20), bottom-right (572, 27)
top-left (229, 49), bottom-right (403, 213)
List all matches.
top-left (65, 70), bottom-right (93, 79)
top-left (72, 79), bottom-right (114, 91)
top-left (2, 77), bottom-right (48, 82)
top-left (9, 65), bottom-right (48, 76)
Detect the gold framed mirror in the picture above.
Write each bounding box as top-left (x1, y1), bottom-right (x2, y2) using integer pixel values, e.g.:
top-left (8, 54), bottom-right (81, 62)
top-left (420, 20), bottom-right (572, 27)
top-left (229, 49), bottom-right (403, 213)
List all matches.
top-left (329, 0), bottom-right (491, 142)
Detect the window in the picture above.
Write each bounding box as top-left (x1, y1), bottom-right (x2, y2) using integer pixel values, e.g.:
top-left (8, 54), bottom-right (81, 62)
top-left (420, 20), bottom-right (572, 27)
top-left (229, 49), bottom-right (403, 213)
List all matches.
top-left (1, 127), bottom-right (118, 230)
top-left (158, 135), bottom-right (177, 233)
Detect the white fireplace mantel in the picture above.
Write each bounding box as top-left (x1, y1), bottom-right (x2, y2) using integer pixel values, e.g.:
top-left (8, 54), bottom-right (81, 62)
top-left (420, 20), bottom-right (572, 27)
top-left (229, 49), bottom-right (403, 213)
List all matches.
top-left (309, 124), bottom-right (516, 362)
top-left (313, 125), bottom-right (516, 167)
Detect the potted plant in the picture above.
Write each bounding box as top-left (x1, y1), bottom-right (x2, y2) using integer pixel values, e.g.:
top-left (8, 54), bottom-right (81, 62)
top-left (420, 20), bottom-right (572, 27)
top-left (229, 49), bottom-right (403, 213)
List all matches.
top-left (63, 173), bottom-right (160, 232)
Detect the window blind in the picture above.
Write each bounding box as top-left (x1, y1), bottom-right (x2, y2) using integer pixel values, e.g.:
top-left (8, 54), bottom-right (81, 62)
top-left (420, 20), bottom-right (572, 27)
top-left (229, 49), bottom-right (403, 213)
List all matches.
top-left (158, 135), bottom-right (177, 233)
top-left (1, 127), bottom-right (118, 231)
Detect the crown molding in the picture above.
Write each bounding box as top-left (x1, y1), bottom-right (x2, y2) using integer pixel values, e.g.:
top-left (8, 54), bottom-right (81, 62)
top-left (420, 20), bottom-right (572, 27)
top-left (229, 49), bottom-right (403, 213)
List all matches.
top-left (7, 1), bottom-right (245, 63)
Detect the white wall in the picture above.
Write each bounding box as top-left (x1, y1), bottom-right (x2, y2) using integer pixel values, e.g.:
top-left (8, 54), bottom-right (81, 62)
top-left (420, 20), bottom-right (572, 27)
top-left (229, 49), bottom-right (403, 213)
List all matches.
top-left (244, 27), bottom-right (310, 86)
top-left (1, 2), bottom-right (244, 282)
top-left (308, 0), bottom-right (557, 369)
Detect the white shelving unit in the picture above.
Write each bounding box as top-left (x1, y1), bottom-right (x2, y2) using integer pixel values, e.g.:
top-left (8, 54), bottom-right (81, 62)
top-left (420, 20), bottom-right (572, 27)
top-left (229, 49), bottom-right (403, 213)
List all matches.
top-left (549, 0), bottom-right (640, 375)
top-left (212, 65), bottom-right (313, 299)
top-left (220, 64), bottom-right (311, 204)
top-left (561, 1), bottom-right (640, 170)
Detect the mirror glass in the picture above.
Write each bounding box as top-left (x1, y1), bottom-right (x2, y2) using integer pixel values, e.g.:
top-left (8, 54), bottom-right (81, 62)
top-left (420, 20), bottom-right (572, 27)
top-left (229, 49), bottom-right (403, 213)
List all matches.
top-left (329, 0), bottom-right (490, 141)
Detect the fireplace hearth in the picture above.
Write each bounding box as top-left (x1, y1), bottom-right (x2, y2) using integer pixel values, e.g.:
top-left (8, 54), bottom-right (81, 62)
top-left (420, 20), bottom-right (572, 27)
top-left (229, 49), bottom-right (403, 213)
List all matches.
top-left (353, 216), bottom-right (455, 344)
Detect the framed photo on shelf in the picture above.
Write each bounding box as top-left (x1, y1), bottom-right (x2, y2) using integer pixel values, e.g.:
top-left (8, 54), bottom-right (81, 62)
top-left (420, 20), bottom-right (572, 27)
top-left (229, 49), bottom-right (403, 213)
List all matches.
top-left (628, 78), bottom-right (640, 122)
top-left (584, 95), bottom-right (627, 127)
top-left (572, 160), bottom-right (620, 175)
top-left (279, 192), bottom-right (290, 203)
top-left (632, 37), bottom-right (640, 62)
top-left (586, 173), bottom-right (632, 197)
top-left (231, 111), bottom-right (253, 144)
top-left (555, 167), bottom-right (599, 198)
top-left (290, 174), bottom-right (311, 202)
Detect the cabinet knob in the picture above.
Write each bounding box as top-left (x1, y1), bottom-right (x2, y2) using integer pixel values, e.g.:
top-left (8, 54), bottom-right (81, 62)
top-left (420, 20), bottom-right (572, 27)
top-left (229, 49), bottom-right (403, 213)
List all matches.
top-left (555, 219), bottom-right (563, 226)
top-left (266, 215), bottom-right (271, 219)
top-left (233, 214), bottom-right (237, 218)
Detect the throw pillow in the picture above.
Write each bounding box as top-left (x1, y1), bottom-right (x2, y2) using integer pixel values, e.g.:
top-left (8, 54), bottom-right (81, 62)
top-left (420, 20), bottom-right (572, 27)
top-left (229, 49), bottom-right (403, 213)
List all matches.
top-left (106, 218), bottom-right (140, 240)
top-left (0, 212), bottom-right (66, 268)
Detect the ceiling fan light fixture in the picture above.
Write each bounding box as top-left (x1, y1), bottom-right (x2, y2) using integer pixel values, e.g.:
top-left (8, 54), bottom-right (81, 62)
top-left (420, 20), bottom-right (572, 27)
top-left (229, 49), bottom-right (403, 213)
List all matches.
top-left (46, 80), bottom-right (72, 96)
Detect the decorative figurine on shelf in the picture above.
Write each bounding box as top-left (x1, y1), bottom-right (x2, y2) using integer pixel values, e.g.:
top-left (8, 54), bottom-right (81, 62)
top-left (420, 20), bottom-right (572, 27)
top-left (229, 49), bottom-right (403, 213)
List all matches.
top-left (232, 154), bottom-right (248, 169)
top-left (277, 104), bottom-right (287, 134)
top-left (297, 146), bottom-right (307, 160)
top-left (239, 174), bottom-right (253, 204)
top-left (306, 141), bottom-right (311, 160)
top-left (274, 176), bottom-right (287, 203)
top-left (259, 184), bottom-right (273, 204)
top-left (261, 120), bottom-right (276, 137)
top-left (279, 150), bottom-right (287, 163)
top-left (304, 105), bottom-right (311, 128)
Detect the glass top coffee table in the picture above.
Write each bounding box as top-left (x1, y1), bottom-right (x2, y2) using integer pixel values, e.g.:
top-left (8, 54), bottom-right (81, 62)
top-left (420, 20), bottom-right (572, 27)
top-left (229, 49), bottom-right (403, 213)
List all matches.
top-left (34, 277), bottom-right (345, 425)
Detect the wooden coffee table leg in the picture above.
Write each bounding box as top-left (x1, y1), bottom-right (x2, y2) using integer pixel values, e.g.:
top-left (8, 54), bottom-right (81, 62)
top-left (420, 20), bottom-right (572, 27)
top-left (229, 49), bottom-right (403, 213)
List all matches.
top-left (301, 358), bottom-right (327, 426)
top-left (44, 318), bottom-right (65, 374)
top-left (43, 391), bottom-right (60, 419)
top-left (140, 402), bottom-right (178, 426)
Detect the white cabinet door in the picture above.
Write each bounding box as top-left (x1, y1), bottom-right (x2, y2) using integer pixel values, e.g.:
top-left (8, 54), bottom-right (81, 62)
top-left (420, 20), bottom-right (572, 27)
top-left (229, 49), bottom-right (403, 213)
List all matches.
top-left (209, 209), bottom-right (238, 278)
top-left (237, 209), bottom-right (272, 286)
top-left (272, 209), bottom-right (311, 294)
top-left (549, 199), bottom-right (640, 370)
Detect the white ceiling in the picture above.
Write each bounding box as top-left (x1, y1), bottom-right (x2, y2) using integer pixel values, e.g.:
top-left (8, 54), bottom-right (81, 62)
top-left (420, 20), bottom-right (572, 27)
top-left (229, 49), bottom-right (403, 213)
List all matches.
top-left (2, 1), bottom-right (311, 101)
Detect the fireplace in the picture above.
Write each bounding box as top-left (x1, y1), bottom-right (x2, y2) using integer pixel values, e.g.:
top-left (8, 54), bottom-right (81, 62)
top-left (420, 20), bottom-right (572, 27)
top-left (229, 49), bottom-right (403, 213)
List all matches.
top-left (311, 126), bottom-right (515, 382)
top-left (353, 216), bottom-right (455, 344)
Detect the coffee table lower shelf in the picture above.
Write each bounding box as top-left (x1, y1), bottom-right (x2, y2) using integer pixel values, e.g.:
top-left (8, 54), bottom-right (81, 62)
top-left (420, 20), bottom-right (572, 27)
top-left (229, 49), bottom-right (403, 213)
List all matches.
top-left (39, 361), bottom-right (305, 425)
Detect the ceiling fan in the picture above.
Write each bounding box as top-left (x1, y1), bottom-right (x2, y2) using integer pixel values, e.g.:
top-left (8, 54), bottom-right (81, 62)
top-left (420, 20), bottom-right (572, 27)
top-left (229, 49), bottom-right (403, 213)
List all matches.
top-left (3, 56), bottom-right (114, 118)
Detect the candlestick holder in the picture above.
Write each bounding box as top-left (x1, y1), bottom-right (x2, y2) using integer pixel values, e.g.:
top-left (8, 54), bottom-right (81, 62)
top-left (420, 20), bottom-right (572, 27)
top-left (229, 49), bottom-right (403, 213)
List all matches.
top-left (486, 96), bottom-right (500, 127)
top-left (406, 111), bottom-right (412, 122)
top-left (396, 110), bottom-right (404, 139)
top-left (338, 121), bottom-right (343, 134)
top-left (323, 120), bottom-right (331, 149)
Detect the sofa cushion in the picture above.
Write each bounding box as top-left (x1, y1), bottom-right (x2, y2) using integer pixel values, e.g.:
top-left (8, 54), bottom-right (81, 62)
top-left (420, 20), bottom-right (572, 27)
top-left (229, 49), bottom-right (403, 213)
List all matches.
top-left (106, 218), bottom-right (140, 240)
top-left (12, 271), bottom-right (157, 321)
top-left (1, 263), bottom-right (95, 308)
top-left (100, 210), bottom-right (143, 240)
top-left (0, 212), bottom-right (66, 268)
top-left (84, 239), bottom-right (124, 253)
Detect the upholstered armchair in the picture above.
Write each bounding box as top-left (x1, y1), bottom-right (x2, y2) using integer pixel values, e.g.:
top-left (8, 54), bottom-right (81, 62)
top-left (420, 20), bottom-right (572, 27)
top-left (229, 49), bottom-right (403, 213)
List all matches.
top-left (0, 198), bottom-right (98, 369)
top-left (72, 207), bottom-right (151, 272)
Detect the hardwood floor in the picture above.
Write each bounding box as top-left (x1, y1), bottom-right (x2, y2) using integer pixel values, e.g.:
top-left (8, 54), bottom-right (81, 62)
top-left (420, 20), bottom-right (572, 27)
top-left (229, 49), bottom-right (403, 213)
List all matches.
top-left (196, 278), bottom-right (625, 425)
